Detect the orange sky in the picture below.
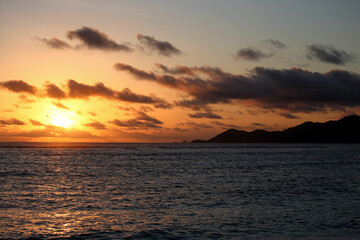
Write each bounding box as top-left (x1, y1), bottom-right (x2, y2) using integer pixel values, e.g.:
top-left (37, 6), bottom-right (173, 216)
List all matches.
top-left (1, 1), bottom-right (360, 142)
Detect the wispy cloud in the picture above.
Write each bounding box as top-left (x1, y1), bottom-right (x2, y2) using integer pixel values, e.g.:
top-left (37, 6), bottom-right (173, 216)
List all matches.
top-left (137, 34), bottom-right (182, 57)
top-left (264, 39), bottom-right (286, 49)
top-left (52, 101), bottom-right (70, 110)
top-left (235, 47), bottom-right (273, 61)
top-left (83, 121), bottom-right (107, 130)
top-left (110, 111), bottom-right (163, 130)
top-left (306, 44), bottom-right (356, 65)
top-left (0, 118), bottom-right (26, 126)
top-left (188, 111), bottom-right (222, 119)
top-left (36, 37), bottom-right (71, 50)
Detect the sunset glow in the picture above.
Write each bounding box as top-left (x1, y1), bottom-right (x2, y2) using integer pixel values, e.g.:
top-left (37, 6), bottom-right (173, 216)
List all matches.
top-left (46, 110), bottom-right (77, 129)
top-left (1, 0), bottom-right (360, 142)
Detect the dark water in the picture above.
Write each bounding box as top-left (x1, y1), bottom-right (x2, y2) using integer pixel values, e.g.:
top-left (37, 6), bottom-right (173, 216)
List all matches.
top-left (0, 143), bottom-right (359, 239)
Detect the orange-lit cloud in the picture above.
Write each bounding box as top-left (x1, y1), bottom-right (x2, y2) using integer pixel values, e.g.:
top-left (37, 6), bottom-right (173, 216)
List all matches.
top-left (52, 102), bottom-right (70, 110)
top-left (0, 80), bottom-right (37, 95)
top-left (45, 83), bottom-right (66, 99)
top-left (0, 79), bottom-right (171, 109)
top-left (110, 111), bottom-right (163, 130)
top-left (83, 121), bottom-right (107, 130)
top-left (0, 118), bottom-right (26, 126)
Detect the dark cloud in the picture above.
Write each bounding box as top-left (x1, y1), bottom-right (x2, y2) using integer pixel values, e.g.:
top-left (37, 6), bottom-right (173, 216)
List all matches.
top-left (66, 80), bottom-right (170, 107)
top-left (0, 80), bottom-right (37, 94)
top-left (52, 102), bottom-right (70, 110)
top-left (45, 83), bottom-right (66, 99)
top-left (279, 112), bottom-right (300, 119)
top-left (153, 102), bottom-right (173, 109)
top-left (235, 47), bottom-right (273, 61)
top-left (188, 111), bottom-right (222, 119)
top-left (265, 39), bottom-right (286, 49)
top-left (115, 63), bottom-right (360, 113)
top-left (83, 121), bottom-right (107, 130)
top-left (137, 34), bottom-right (182, 57)
top-left (211, 121), bottom-right (241, 130)
top-left (67, 26), bottom-right (132, 52)
top-left (154, 63), bottom-right (195, 75)
top-left (252, 122), bottom-right (265, 127)
top-left (0, 118), bottom-right (26, 126)
top-left (36, 37), bottom-right (71, 50)
top-left (135, 111), bottom-right (163, 124)
top-left (306, 44), bottom-right (355, 65)
top-left (177, 121), bottom-right (212, 130)
top-left (110, 111), bottom-right (163, 130)
top-left (115, 88), bottom-right (168, 106)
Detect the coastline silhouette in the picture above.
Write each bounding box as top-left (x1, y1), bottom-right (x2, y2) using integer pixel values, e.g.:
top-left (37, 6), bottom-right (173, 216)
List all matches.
top-left (192, 115), bottom-right (360, 143)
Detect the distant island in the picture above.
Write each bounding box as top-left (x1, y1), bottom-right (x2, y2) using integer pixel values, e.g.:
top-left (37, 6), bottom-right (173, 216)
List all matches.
top-left (192, 115), bottom-right (360, 143)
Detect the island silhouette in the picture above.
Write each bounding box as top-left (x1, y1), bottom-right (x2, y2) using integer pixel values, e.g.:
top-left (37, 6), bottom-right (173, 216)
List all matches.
top-left (192, 115), bottom-right (360, 143)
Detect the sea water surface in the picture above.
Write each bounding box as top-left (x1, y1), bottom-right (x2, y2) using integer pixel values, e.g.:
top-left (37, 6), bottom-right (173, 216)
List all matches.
top-left (0, 143), bottom-right (359, 239)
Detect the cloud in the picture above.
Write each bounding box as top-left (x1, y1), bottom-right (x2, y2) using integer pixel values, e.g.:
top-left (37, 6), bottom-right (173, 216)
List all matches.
top-left (279, 112), bottom-right (300, 119)
top-left (113, 63), bottom-right (156, 80)
top-left (188, 111), bottom-right (222, 119)
top-left (83, 121), bottom-right (107, 130)
top-left (306, 44), bottom-right (356, 65)
top-left (137, 34), bottom-right (182, 57)
top-left (10, 125), bottom-right (98, 139)
top-left (115, 88), bottom-right (169, 106)
top-left (67, 79), bottom-right (114, 99)
top-left (0, 80), bottom-right (37, 94)
top-left (252, 122), bottom-right (265, 127)
top-left (30, 119), bottom-right (46, 126)
top-left (115, 63), bottom-right (360, 113)
top-left (66, 79), bottom-right (171, 107)
top-left (36, 37), bottom-right (71, 50)
top-left (0, 118), bottom-right (26, 126)
top-left (45, 83), bottom-right (66, 99)
top-left (67, 26), bottom-right (132, 52)
top-left (110, 111), bottom-right (163, 130)
top-left (52, 101), bottom-right (70, 110)
top-left (0, 78), bottom-right (170, 108)
top-left (18, 94), bottom-right (36, 103)
top-left (234, 47), bottom-right (273, 61)
top-left (211, 121), bottom-right (241, 130)
top-left (154, 63), bottom-right (196, 75)
top-left (177, 121), bottom-right (212, 130)
top-left (135, 111), bottom-right (163, 124)
top-left (265, 39), bottom-right (286, 49)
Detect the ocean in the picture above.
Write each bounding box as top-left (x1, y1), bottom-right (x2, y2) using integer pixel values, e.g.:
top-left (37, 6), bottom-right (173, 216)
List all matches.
top-left (0, 143), bottom-right (359, 239)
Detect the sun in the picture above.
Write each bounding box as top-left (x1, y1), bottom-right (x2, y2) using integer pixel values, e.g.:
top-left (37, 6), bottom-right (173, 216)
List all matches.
top-left (46, 110), bottom-right (77, 128)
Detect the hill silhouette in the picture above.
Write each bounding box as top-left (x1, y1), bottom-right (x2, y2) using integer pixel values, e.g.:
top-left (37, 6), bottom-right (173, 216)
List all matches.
top-left (192, 115), bottom-right (360, 143)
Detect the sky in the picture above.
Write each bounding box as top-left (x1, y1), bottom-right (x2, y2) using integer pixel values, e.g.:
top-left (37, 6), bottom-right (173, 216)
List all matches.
top-left (1, 0), bottom-right (360, 142)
